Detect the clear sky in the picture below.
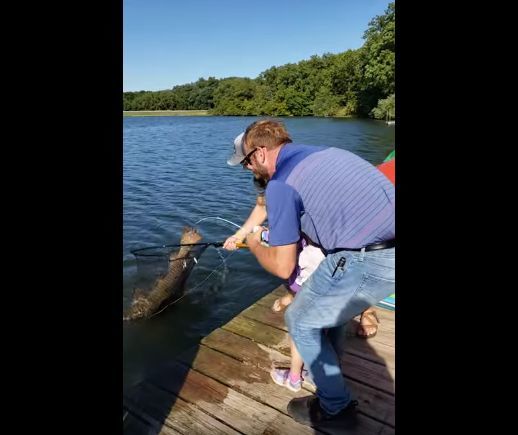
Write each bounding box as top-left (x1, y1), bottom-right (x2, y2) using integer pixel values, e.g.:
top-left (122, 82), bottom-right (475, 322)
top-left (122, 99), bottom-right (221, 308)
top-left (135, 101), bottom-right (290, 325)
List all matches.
top-left (124, 0), bottom-right (392, 92)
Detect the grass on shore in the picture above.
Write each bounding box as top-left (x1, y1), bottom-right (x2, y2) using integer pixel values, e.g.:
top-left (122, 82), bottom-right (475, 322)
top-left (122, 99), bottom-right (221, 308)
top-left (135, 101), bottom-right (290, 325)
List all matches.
top-left (123, 110), bottom-right (210, 117)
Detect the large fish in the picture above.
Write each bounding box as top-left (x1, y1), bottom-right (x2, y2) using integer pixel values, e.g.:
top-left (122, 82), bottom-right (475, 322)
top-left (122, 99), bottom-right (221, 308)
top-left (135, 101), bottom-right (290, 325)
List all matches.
top-left (123, 227), bottom-right (204, 321)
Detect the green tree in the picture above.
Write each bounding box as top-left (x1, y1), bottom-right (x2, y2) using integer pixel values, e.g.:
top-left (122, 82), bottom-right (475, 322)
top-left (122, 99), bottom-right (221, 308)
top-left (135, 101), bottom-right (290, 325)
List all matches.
top-left (358, 2), bottom-right (395, 115)
top-left (212, 78), bottom-right (258, 115)
top-left (312, 87), bottom-right (340, 116)
top-left (371, 93), bottom-right (395, 120)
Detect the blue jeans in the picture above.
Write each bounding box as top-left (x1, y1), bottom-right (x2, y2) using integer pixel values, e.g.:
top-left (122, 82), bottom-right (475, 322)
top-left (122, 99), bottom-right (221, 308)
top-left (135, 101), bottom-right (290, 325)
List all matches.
top-left (285, 247), bottom-right (395, 414)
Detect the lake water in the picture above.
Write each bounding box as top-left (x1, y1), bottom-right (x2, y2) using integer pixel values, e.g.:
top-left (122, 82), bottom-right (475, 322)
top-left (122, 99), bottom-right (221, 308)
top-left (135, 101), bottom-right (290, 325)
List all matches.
top-left (123, 116), bottom-right (395, 391)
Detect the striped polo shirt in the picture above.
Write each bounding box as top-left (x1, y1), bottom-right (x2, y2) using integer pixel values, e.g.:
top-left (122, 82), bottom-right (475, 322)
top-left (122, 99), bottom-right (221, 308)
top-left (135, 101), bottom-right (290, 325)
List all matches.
top-left (265, 143), bottom-right (395, 251)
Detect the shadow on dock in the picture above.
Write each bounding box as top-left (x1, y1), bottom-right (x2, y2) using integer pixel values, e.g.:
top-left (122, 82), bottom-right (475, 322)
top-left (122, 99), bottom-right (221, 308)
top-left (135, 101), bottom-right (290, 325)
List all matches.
top-left (123, 285), bottom-right (395, 434)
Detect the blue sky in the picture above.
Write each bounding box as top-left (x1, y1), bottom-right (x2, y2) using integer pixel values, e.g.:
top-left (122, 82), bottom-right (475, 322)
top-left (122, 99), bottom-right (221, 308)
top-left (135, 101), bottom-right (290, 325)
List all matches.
top-left (124, 0), bottom-right (392, 92)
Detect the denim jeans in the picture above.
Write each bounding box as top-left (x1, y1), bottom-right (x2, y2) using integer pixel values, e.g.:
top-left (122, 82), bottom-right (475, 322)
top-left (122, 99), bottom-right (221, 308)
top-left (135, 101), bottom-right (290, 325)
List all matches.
top-left (285, 247), bottom-right (395, 414)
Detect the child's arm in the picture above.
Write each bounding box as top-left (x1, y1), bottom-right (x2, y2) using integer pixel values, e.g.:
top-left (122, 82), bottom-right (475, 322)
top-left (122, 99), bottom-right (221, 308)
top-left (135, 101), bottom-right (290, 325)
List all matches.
top-left (223, 196), bottom-right (267, 250)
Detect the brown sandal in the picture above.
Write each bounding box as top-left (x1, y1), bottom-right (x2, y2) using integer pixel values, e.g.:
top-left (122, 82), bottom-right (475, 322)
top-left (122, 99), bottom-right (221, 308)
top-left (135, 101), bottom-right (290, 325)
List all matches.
top-left (356, 309), bottom-right (380, 339)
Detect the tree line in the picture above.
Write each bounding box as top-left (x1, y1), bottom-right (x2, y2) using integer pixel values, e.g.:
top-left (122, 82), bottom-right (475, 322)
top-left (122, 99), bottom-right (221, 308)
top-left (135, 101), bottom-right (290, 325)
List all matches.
top-left (123, 3), bottom-right (394, 119)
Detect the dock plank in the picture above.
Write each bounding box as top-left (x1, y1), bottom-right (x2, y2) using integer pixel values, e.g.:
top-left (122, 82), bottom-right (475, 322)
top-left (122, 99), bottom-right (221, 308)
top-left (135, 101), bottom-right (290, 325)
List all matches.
top-left (124, 382), bottom-right (239, 435)
top-left (223, 314), bottom-right (395, 394)
top-left (176, 344), bottom-right (313, 410)
top-left (123, 406), bottom-right (181, 435)
top-left (249, 293), bottom-right (395, 347)
top-left (143, 359), bottom-right (321, 435)
top-left (200, 328), bottom-right (395, 427)
top-left (124, 285), bottom-right (395, 434)
top-left (241, 302), bottom-right (395, 364)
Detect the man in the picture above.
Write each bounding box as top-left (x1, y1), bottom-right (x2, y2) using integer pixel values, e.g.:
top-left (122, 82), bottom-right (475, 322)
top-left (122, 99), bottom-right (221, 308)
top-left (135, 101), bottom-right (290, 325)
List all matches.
top-left (236, 119), bottom-right (395, 427)
top-left (227, 131), bottom-right (393, 340)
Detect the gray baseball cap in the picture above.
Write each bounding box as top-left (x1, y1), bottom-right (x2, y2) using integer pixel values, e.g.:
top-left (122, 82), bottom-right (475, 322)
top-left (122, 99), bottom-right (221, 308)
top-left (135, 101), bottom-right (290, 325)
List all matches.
top-left (226, 132), bottom-right (246, 166)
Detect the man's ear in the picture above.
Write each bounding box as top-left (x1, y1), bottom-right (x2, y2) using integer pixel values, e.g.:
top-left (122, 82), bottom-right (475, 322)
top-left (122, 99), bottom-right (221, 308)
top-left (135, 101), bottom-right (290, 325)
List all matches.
top-left (259, 147), bottom-right (267, 164)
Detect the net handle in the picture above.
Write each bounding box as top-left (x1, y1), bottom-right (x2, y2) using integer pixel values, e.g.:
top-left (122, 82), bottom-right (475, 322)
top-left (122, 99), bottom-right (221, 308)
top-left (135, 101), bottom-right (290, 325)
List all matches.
top-left (130, 241), bottom-right (248, 256)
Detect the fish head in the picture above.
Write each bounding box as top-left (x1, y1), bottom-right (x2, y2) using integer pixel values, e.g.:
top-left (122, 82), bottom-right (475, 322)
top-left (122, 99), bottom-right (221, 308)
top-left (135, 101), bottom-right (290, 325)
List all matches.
top-left (180, 226), bottom-right (203, 245)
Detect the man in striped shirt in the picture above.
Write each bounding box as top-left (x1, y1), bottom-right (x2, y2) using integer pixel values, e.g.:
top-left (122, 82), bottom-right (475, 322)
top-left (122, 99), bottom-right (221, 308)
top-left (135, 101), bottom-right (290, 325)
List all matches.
top-left (240, 119), bottom-right (395, 427)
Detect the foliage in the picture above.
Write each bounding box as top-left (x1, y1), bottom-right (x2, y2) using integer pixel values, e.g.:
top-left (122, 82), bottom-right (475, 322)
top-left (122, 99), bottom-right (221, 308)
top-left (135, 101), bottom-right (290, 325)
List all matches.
top-left (371, 93), bottom-right (395, 119)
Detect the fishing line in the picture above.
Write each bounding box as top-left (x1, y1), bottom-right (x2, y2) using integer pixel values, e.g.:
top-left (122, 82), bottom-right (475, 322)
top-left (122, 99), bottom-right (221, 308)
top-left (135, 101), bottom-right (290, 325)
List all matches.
top-left (194, 216), bottom-right (241, 229)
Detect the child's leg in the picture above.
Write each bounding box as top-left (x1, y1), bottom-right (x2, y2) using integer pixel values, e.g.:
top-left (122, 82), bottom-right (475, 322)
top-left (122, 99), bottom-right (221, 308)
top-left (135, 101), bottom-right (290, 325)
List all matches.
top-left (269, 334), bottom-right (305, 392)
top-left (283, 335), bottom-right (305, 392)
top-left (289, 335), bottom-right (304, 377)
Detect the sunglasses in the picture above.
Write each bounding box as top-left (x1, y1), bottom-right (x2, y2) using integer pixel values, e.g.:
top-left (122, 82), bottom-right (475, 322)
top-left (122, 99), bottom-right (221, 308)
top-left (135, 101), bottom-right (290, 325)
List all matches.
top-left (240, 147), bottom-right (260, 167)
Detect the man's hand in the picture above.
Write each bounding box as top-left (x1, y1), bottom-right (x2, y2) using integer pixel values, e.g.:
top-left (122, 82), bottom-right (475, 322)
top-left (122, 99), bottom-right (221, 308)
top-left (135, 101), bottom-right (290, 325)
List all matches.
top-left (245, 228), bottom-right (263, 249)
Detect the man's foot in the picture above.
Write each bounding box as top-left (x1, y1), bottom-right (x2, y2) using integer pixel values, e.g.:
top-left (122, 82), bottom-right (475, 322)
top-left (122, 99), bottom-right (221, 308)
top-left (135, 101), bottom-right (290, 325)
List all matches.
top-left (287, 395), bottom-right (358, 427)
top-left (356, 309), bottom-right (380, 339)
top-left (271, 294), bottom-right (294, 312)
top-left (269, 368), bottom-right (302, 392)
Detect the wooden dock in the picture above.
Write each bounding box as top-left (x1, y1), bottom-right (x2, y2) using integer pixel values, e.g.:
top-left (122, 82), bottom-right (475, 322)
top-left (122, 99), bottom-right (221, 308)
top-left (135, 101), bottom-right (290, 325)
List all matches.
top-left (123, 285), bottom-right (395, 434)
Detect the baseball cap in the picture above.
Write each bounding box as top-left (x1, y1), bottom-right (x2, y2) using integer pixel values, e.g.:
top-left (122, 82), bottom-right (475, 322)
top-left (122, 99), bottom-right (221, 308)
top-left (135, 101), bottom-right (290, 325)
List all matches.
top-left (226, 132), bottom-right (246, 166)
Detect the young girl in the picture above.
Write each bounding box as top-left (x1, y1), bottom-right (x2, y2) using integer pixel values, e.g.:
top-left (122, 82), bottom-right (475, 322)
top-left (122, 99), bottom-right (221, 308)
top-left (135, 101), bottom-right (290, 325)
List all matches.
top-left (267, 233), bottom-right (325, 391)
top-left (223, 196), bottom-right (324, 392)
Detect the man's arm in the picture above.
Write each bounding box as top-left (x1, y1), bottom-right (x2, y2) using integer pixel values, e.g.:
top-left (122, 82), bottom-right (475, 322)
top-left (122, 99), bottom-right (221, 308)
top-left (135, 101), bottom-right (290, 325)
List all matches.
top-left (246, 230), bottom-right (297, 279)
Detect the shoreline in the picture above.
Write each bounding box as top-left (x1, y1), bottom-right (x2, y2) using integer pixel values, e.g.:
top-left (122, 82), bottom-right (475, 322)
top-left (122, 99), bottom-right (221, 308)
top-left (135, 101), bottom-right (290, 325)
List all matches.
top-left (123, 110), bottom-right (210, 117)
top-left (123, 110), bottom-right (367, 119)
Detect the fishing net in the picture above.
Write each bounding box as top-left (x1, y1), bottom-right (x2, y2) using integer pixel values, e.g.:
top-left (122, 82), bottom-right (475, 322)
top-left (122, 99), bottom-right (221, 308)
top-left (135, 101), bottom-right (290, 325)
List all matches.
top-left (127, 218), bottom-right (243, 316)
top-left (131, 244), bottom-right (209, 292)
